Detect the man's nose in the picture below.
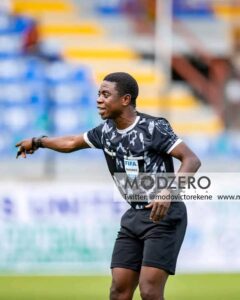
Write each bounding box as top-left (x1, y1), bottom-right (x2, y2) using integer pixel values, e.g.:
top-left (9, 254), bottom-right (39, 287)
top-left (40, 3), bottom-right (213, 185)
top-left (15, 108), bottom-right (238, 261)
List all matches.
top-left (97, 95), bottom-right (103, 103)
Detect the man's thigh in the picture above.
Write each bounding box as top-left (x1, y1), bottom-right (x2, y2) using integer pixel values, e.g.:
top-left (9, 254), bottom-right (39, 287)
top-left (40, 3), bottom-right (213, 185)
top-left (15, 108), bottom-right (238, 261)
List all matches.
top-left (110, 234), bottom-right (143, 299)
top-left (111, 232), bottom-right (144, 272)
top-left (142, 203), bottom-right (187, 275)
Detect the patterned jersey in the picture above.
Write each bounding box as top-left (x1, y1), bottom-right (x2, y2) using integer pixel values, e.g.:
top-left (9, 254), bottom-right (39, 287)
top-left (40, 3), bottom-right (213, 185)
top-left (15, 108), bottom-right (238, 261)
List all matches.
top-left (83, 112), bottom-right (182, 207)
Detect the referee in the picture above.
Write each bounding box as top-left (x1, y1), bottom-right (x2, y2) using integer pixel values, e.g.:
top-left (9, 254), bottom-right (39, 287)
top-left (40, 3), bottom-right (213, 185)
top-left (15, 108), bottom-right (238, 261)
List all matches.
top-left (16, 72), bottom-right (201, 300)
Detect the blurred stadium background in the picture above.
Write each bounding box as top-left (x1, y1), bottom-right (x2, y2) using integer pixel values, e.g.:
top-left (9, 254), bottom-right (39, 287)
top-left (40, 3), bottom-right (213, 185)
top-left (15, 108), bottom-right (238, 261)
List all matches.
top-left (0, 0), bottom-right (240, 299)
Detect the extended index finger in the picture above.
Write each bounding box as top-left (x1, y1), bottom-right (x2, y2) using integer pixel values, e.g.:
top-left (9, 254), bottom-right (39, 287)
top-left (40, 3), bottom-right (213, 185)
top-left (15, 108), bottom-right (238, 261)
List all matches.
top-left (16, 147), bottom-right (22, 159)
top-left (16, 145), bottom-right (25, 159)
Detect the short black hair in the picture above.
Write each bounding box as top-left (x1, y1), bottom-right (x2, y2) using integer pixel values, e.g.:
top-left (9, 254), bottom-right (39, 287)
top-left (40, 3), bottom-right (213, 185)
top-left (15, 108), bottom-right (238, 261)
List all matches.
top-left (103, 72), bottom-right (138, 107)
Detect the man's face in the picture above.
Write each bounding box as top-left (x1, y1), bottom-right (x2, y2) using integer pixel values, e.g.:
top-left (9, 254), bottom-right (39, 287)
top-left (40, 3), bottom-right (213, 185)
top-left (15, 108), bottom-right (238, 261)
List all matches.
top-left (97, 81), bottom-right (123, 120)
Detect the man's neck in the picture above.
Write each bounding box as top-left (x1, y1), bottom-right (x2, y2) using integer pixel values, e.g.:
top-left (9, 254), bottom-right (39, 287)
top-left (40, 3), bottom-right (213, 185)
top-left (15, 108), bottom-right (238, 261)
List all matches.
top-left (114, 109), bottom-right (138, 130)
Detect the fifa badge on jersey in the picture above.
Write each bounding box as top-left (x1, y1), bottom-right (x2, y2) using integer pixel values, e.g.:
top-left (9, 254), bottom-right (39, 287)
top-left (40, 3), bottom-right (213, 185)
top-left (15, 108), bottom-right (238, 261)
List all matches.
top-left (124, 158), bottom-right (139, 178)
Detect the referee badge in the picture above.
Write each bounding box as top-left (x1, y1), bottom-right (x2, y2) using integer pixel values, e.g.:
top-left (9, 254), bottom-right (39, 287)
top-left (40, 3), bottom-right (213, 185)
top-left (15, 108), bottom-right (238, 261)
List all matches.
top-left (124, 158), bottom-right (139, 178)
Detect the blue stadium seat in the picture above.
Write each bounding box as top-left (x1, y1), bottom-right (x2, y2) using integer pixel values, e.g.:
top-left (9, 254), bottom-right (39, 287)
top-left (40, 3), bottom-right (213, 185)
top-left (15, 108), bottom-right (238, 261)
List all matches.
top-left (0, 13), bottom-right (13, 33)
top-left (0, 12), bottom-right (98, 157)
top-left (1, 104), bottom-right (47, 132)
top-left (0, 57), bottom-right (44, 81)
top-left (0, 33), bottom-right (23, 57)
top-left (52, 106), bottom-right (97, 135)
top-left (45, 62), bottom-right (92, 83)
top-left (0, 81), bottom-right (45, 105)
top-left (173, 0), bottom-right (214, 19)
top-left (95, 0), bottom-right (122, 14)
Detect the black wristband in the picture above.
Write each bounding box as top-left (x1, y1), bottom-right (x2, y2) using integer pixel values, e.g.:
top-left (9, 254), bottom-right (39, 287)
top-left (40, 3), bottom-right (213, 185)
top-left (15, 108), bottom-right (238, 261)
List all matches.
top-left (32, 135), bottom-right (48, 150)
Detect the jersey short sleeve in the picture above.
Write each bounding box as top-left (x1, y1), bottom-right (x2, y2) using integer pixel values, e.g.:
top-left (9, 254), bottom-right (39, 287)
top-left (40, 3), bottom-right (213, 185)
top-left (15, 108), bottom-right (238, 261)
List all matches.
top-left (83, 123), bottom-right (104, 149)
top-left (151, 118), bottom-right (182, 154)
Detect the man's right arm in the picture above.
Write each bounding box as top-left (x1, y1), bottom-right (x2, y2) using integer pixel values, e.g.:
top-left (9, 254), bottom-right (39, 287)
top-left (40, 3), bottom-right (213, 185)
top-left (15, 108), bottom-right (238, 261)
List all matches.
top-left (16, 135), bottom-right (90, 158)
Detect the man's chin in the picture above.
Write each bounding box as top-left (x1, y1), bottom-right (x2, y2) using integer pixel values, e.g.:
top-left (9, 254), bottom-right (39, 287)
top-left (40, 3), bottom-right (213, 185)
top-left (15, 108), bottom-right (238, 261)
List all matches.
top-left (99, 111), bottom-right (114, 120)
top-left (99, 113), bottom-right (108, 120)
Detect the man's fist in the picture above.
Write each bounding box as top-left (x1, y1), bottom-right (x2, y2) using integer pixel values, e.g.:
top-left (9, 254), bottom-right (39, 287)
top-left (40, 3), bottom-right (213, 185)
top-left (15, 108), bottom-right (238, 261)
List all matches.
top-left (15, 139), bottom-right (35, 159)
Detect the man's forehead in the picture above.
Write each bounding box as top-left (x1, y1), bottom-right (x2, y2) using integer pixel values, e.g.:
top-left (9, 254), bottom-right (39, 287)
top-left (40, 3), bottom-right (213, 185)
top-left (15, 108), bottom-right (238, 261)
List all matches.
top-left (99, 80), bottom-right (117, 91)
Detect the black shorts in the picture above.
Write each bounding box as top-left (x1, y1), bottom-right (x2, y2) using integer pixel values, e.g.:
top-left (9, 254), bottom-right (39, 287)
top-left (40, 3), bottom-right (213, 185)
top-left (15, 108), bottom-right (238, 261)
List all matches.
top-left (111, 201), bottom-right (187, 275)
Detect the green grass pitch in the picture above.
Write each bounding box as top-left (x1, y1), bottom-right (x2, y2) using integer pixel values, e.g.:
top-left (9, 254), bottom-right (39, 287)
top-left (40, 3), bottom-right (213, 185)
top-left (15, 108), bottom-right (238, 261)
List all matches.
top-left (0, 274), bottom-right (239, 299)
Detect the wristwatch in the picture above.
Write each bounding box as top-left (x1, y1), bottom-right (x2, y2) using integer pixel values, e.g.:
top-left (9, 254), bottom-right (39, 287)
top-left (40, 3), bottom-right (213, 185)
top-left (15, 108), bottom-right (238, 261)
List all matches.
top-left (32, 135), bottom-right (48, 150)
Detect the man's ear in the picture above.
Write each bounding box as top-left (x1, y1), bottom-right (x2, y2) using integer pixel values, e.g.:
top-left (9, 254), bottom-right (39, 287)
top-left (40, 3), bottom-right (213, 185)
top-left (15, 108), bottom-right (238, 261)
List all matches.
top-left (122, 94), bottom-right (131, 106)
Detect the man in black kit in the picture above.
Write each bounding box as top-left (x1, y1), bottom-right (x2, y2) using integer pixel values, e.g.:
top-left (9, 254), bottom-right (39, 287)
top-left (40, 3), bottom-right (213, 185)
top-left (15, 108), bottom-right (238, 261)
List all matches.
top-left (16, 72), bottom-right (201, 300)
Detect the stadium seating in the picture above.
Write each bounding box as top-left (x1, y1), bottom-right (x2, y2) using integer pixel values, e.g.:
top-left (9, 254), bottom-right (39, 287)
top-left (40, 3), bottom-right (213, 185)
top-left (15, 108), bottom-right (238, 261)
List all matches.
top-left (60, 1), bottom-right (223, 137)
top-left (12, 0), bottom-right (74, 15)
top-left (0, 2), bottom-right (99, 156)
top-left (11, 0), bottom-right (224, 137)
top-left (44, 61), bottom-right (98, 135)
top-left (0, 56), bottom-right (46, 155)
top-left (213, 2), bottom-right (240, 20)
top-left (2, 0), bottom-right (238, 157)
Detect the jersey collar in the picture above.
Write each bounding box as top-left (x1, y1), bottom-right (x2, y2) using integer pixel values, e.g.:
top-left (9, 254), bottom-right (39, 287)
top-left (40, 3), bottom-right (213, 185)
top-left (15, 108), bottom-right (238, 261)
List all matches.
top-left (116, 115), bottom-right (140, 134)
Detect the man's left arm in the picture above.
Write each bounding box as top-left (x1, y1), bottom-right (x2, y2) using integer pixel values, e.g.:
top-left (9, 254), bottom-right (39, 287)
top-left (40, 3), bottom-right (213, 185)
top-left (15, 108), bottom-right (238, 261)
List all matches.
top-left (170, 142), bottom-right (201, 173)
top-left (146, 142), bottom-right (201, 222)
